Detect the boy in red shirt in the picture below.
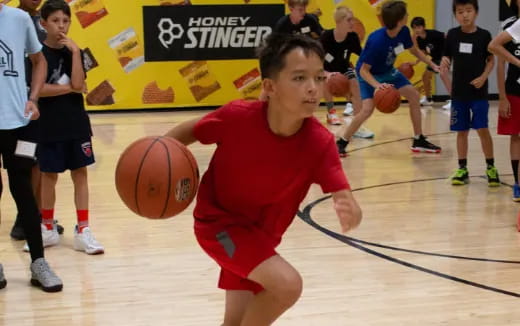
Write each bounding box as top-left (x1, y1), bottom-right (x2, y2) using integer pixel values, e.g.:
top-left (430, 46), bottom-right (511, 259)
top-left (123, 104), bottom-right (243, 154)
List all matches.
top-left (166, 33), bottom-right (362, 326)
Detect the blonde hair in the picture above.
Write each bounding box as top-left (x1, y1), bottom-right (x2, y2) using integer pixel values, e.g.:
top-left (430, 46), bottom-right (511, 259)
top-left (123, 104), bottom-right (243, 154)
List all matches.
top-left (287, 0), bottom-right (309, 7)
top-left (334, 6), bottom-right (353, 23)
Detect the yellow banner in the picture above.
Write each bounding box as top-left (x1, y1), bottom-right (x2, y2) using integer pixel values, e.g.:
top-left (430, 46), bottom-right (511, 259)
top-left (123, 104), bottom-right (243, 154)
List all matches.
top-left (10, 0), bottom-right (434, 110)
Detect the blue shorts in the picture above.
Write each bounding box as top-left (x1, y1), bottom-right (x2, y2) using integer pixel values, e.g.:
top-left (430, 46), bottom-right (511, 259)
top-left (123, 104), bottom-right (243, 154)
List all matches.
top-left (38, 138), bottom-right (95, 173)
top-left (358, 68), bottom-right (411, 100)
top-left (450, 100), bottom-right (489, 131)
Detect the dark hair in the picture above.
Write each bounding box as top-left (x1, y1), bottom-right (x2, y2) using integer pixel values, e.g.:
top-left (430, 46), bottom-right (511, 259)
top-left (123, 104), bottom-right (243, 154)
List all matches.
top-left (257, 33), bottom-right (324, 79)
top-left (410, 16), bottom-right (425, 28)
top-left (452, 0), bottom-right (479, 14)
top-left (41, 0), bottom-right (71, 20)
top-left (381, 1), bottom-right (407, 30)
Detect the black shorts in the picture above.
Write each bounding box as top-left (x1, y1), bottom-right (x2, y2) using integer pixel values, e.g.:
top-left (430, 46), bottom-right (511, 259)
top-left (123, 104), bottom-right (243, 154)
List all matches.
top-left (427, 59), bottom-right (442, 73)
top-left (38, 137), bottom-right (95, 173)
top-left (0, 128), bottom-right (37, 172)
top-left (344, 68), bottom-right (357, 80)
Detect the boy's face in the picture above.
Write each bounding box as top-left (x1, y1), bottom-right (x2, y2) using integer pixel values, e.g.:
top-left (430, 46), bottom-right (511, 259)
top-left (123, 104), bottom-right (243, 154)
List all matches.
top-left (289, 5), bottom-right (306, 23)
top-left (265, 48), bottom-right (325, 118)
top-left (336, 11), bottom-right (354, 32)
top-left (41, 10), bottom-right (71, 38)
top-left (412, 25), bottom-right (425, 37)
top-left (19, 0), bottom-right (42, 11)
top-left (454, 4), bottom-right (477, 28)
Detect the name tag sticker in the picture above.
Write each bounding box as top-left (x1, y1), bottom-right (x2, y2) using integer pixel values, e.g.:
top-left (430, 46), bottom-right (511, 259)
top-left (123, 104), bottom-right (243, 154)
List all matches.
top-left (325, 53), bottom-right (334, 63)
top-left (15, 141), bottom-right (37, 159)
top-left (57, 73), bottom-right (71, 85)
top-left (459, 42), bottom-right (473, 54)
top-left (394, 44), bottom-right (405, 55)
top-left (301, 26), bottom-right (310, 34)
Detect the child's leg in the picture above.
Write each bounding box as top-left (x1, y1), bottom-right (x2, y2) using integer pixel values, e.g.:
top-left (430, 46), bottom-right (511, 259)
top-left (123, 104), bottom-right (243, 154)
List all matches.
top-left (222, 290), bottom-right (254, 326)
top-left (241, 255), bottom-right (302, 326)
top-left (41, 172), bottom-right (58, 229)
top-left (71, 167), bottom-right (90, 232)
top-left (512, 135), bottom-right (520, 184)
top-left (348, 78), bottom-right (362, 116)
top-left (341, 99), bottom-right (375, 141)
top-left (456, 130), bottom-right (469, 161)
top-left (422, 70), bottom-right (433, 99)
top-left (476, 128), bottom-right (494, 160)
top-left (398, 85), bottom-right (422, 136)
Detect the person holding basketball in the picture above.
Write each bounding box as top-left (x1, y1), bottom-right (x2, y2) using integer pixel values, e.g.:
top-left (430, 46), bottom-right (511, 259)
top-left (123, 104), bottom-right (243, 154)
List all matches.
top-left (22, 0), bottom-right (104, 255)
top-left (165, 33), bottom-right (362, 326)
top-left (336, 0), bottom-right (441, 157)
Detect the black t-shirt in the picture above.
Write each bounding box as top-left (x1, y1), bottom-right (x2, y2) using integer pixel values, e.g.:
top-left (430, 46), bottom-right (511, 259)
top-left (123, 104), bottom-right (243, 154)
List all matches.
top-left (502, 19), bottom-right (520, 96)
top-left (416, 29), bottom-right (445, 61)
top-left (319, 29), bottom-right (361, 73)
top-left (444, 26), bottom-right (492, 101)
top-left (38, 44), bottom-right (92, 143)
top-left (273, 14), bottom-right (323, 39)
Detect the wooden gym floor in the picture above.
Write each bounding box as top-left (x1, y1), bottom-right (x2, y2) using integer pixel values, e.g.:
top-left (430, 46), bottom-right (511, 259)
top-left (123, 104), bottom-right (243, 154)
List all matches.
top-left (0, 102), bottom-right (519, 325)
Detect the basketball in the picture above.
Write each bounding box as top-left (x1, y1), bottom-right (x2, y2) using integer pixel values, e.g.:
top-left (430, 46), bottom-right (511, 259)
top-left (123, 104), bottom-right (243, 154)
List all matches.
top-left (115, 136), bottom-right (199, 219)
top-left (374, 86), bottom-right (401, 114)
top-left (327, 72), bottom-right (350, 97)
top-left (397, 62), bottom-right (414, 79)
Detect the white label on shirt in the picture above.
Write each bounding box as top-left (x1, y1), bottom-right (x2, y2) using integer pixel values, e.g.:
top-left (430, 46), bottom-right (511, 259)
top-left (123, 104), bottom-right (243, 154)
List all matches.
top-left (15, 140), bottom-right (37, 159)
top-left (394, 44), bottom-right (404, 55)
top-left (516, 76), bottom-right (520, 85)
top-left (459, 42), bottom-right (473, 54)
top-left (343, 49), bottom-right (348, 59)
top-left (301, 26), bottom-right (310, 34)
top-left (57, 73), bottom-right (71, 85)
top-left (325, 53), bottom-right (334, 63)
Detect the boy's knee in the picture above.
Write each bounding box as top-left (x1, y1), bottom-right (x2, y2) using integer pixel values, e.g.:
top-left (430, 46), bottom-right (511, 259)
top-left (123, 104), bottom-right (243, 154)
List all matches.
top-left (274, 271), bottom-right (303, 307)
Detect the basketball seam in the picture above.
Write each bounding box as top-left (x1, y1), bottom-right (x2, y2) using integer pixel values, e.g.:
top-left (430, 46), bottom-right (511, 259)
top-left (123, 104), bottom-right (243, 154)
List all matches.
top-left (156, 137), bottom-right (173, 218)
top-left (135, 138), bottom-right (162, 216)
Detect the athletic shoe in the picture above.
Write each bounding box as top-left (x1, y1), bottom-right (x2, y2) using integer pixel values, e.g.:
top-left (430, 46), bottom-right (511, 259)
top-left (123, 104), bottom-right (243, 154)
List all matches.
top-left (513, 184), bottom-right (520, 202)
top-left (327, 109), bottom-right (342, 125)
top-left (336, 138), bottom-right (349, 157)
top-left (11, 219), bottom-right (63, 240)
top-left (30, 258), bottom-right (62, 292)
top-left (420, 96), bottom-right (433, 106)
top-left (23, 224), bottom-right (60, 252)
top-left (353, 125), bottom-right (375, 139)
top-left (411, 135), bottom-right (441, 153)
top-left (0, 264), bottom-right (6, 289)
top-left (451, 167), bottom-right (469, 185)
top-left (343, 103), bottom-right (354, 116)
top-left (74, 226), bottom-right (105, 255)
top-left (442, 100), bottom-right (452, 110)
top-left (486, 166), bottom-right (500, 187)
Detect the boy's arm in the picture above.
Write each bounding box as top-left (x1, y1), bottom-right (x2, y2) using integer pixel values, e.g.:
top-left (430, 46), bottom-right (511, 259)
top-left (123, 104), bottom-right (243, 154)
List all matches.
top-left (332, 189), bottom-right (362, 233)
top-left (164, 117), bottom-right (201, 146)
top-left (359, 63), bottom-right (391, 90)
top-left (496, 56), bottom-right (512, 118)
top-left (60, 34), bottom-right (85, 91)
top-left (488, 31), bottom-right (520, 67)
top-left (26, 52), bottom-right (46, 119)
top-left (470, 55), bottom-right (494, 89)
top-left (39, 83), bottom-right (75, 97)
top-left (409, 46), bottom-right (439, 72)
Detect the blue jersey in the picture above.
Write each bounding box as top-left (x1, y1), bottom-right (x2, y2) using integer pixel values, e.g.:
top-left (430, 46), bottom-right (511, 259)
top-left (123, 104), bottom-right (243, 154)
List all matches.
top-left (356, 26), bottom-right (413, 75)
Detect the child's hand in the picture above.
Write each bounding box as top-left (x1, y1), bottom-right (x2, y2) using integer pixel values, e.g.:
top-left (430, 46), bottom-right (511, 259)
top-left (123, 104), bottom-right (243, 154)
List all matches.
top-left (59, 33), bottom-right (80, 53)
top-left (332, 190), bottom-right (362, 233)
top-left (498, 98), bottom-right (511, 119)
top-left (440, 57), bottom-right (450, 73)
top-left (470, 76), bottom-right (486, 89)
top-left (375, 83), bottom-right (393, 91)
top-left (430, 63), bottom-right (441, 73)
top-left (24, 100), bottom-right (40, 120)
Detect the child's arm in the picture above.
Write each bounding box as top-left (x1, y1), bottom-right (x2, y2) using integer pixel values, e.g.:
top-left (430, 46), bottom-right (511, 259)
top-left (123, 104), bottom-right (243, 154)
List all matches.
top-left (408, 46), bottom-right (439, 72)
top-left (59, 33), bottom-right (85, 92)
top-left (470, 55), bottom-right (494, 89)
top-left (488, 31), bottom-right (520, 67)
top-left (39, 84), bottom-right (75, 97)
top-left (26, 52), bottom-right (46, 120)
top-left (359, 63), bottom-right (391, 90)
top-left (164, 117), bottom-right (201, 146)
top-left (496, 56), bottom-right (511, 119)
top-left (332, 189), bottom-right (362, 233)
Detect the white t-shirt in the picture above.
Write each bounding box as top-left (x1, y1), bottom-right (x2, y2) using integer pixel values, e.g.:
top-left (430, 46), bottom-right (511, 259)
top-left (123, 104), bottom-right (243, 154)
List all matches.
top-left (506, 17), bottom-right (520, 43)
top-left (0, 5), bottom-right (42, 130)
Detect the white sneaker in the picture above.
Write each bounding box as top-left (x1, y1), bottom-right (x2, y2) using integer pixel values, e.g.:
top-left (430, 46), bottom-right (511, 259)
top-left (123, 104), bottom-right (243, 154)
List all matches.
top-left (23, 224), bottom-right (60, 252)
top-left (74, 226), bottom-right (104, 255)
top-left (353, 125), bottom-right (375, 139)
top-left (420, 96), bottom-right (433, 106)
top-left (442, 100), bottom-right (451, 110)
top-left (343, 103), bottom-right (354, 116)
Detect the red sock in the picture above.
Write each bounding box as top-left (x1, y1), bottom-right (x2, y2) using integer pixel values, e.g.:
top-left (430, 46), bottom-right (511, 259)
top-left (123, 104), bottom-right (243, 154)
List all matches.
top-left (77, 210), bottom-right (89, 233)
top-left (41, 209), bottom-right (54, 230)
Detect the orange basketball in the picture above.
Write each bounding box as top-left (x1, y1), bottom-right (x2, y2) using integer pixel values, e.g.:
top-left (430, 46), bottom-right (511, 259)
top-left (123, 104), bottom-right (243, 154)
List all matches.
top-left (115, 136), bottom-right (199, 219)
top-left (397, 62), bottom-right (414, 80)
top-left (327, 73), bottom-right (350, 97)
top-left (374, 86), bottom-right (401, 114)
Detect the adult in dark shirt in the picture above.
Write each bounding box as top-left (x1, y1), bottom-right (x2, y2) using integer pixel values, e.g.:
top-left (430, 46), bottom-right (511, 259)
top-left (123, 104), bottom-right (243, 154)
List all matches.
top-left (410, 16), bottom-right (452, 106)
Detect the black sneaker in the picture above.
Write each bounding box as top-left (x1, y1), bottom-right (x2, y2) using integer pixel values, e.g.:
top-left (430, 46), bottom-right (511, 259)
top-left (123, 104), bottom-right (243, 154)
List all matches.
top-left (55, 221), bottom-right (64, 235)
top-left (411, 135), bottom-right (441, 153)
top-left (10, 223), bottom-right (25, 241)
top-left (336, 138), bottom-right (348, 157)
top-left (0, 264), bottom-right (6, 289)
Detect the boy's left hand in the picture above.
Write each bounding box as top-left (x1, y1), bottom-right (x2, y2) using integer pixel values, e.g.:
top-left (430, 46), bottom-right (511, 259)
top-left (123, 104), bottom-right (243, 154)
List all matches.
top-left (470, 76), bottom-right (486, 89)
top-left (59, 33), bottom-right (80, 53)
top-left (24, 100), bottom-right (40, 120)
top-left (332, 190), bottom-right (362, 233)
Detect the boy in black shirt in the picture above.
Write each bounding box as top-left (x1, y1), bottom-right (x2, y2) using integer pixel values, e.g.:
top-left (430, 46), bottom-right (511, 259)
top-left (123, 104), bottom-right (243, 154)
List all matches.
top-left (410, 16), bottom-right (452, 107)
top-left (320, 6), bottom-right (374, 138)
top-left (441, 0), bottom-right (499, 186)
top-left (26, 0), bottom-right (104, 255)
top-left (273, 0), bottom-right (323, 40)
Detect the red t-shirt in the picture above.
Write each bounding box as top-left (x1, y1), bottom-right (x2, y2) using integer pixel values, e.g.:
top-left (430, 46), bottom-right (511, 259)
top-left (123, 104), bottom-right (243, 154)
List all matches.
top-left (193, 100), bottom-right (349, 242)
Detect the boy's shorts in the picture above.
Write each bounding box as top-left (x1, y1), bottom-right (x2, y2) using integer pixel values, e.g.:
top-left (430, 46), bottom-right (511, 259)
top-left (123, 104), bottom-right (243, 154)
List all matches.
top-left (38, 137), bottom-right (95, 173)
top-left (358, 68), bottom-right (410, 100)
top-left (450, 100), bottom-right (489, 131)
top-left (498, 95), bottom-right (520, 135)
top-left (194, 220), bottom-right (278, 294)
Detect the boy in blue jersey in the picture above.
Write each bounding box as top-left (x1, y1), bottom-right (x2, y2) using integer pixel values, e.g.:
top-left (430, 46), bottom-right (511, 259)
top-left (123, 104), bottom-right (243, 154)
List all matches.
top-left (336, 0), bottom-right (441, 156)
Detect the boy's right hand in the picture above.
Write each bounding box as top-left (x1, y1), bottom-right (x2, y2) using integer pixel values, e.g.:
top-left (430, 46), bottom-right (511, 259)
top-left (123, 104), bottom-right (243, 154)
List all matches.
top-left (440, 57), bottom-right (451, 73)
top-left (498, 98), bottom-right (511, 119)
top-left (375, 83), bottom-right (393, 91)
top-left (24, 100), bottom-right (40, 120)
